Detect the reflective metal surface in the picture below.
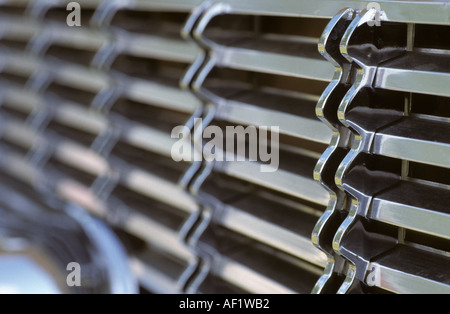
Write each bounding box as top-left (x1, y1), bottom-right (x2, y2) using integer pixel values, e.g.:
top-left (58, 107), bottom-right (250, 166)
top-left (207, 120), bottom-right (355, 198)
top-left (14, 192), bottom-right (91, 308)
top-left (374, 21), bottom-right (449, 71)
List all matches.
top-left (314, 6), bottom-right (450, 294)
top-left (0, 0), bottom-right (448, 294)
top-left (0, 181), bottom-right (137, 294)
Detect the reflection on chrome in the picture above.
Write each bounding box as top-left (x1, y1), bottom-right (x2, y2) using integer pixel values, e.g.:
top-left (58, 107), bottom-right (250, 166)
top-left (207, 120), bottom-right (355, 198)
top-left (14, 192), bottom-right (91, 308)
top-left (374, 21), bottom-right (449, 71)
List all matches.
top-left (0, 183), bottom-right (137, 294)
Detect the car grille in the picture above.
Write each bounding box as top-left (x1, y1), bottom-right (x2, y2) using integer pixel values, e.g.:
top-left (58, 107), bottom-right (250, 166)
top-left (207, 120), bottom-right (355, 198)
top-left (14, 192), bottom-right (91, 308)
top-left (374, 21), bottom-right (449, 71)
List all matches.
top-left (0, 0), bottom-right (448, 294)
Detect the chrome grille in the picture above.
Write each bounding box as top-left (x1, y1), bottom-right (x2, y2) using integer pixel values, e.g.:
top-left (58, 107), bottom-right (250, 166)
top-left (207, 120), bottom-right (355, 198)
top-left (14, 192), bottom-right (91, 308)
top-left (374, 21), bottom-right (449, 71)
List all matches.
top-left (314, 7), bottom-right (450, 293)
top-left (0, 0), bottom-right (448, 294)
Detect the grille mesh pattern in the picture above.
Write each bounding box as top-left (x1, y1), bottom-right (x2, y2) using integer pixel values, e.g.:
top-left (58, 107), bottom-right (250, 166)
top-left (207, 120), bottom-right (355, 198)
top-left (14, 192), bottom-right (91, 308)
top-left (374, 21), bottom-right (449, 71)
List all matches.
top-left (0, 0), bottom-right (448, 294)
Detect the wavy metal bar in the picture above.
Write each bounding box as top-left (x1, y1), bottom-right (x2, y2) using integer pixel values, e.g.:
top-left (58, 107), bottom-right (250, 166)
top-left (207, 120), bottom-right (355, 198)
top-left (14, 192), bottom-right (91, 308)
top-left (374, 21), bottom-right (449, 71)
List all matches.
top-left (332, 9), bottom-right (407, 293)
top-left (311, 7), bottom-right (356, 294)
top-left (182, 1), bottom-right (333, 293)
top-left (170, 3), bottom-right (223, 293)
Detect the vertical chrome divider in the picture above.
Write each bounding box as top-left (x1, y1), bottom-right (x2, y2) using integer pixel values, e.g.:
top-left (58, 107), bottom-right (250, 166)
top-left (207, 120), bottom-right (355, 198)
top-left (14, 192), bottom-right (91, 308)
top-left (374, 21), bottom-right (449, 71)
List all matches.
top-left (332, 9), bottom-right (407, 293)
top-left (177, 1), bottom-right (236, 293)
top-left (19, 2), bottom-right (58, 193)
top-left (87, 0), bottom-right (126, 221)
top-left (177, 0), bottom-right (213, 189)
top-left (311, 8), bottom-right (356, 294)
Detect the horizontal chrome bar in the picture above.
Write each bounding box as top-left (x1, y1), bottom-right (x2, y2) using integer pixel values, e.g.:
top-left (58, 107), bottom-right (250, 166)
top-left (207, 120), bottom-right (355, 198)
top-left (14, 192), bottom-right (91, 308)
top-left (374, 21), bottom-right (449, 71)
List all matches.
top-left (216, 98), bottom-right (332, 144)
top-left (368, 245), bottom-right (450, 294)
top-left (217, 46), bottom-right (334, 82)
top-left (371, 198), bottom-right (450, 241)
top-left (213, 256), bottom-right (297, 294)
top-left (122, 78), bottom-right (201, 113)
top-left (120, 167), bottom-right (199, 213)
top-left (376, 65), bottom-right (450, 97)
top-left (123, 209), bottom-right (194, 261)
top-left (130, 257), bottom-right (180, 294)
top-left (218, 160), bottom-right (329, 206)
top-left (118, 32), bottom-right (200, 63)
top-left (220, 204), bottom-right (327, 267)
top-left (221, 0), bottom-right (450, 25)
top-left (373, 118), bottom-right (450, 169)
